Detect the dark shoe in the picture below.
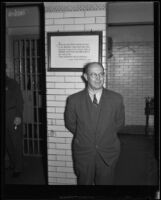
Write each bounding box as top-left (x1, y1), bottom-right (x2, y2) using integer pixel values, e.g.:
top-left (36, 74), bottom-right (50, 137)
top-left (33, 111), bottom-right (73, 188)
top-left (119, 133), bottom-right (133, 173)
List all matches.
top-left (12, 171), bottom-right (21, 178)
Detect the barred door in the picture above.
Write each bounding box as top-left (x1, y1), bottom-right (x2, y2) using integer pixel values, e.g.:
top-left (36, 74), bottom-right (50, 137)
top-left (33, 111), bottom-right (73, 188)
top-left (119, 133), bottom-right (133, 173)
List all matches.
top-left (13, 36), bottom-right (44, 156)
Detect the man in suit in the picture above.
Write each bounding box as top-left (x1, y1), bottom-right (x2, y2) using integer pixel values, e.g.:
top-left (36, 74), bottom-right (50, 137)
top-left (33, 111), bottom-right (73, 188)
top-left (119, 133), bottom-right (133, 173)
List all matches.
top-left (5, 75), bottom-right (24, 177)
top-left (65, 62), bottom-right (125, 185)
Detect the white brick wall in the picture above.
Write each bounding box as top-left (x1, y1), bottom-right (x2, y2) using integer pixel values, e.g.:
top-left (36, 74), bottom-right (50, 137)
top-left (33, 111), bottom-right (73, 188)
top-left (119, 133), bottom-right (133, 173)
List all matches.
top-left (45, 3), bottom-right (107, 185)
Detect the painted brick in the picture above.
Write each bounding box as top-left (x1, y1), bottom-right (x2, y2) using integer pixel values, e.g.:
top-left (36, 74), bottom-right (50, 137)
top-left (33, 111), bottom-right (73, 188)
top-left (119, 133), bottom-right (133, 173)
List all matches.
top-left (51, 149), bottom-right (66, 155)
top-left (66, 162), bottom-right (73, 168)
top-left (66, 179), bottom-right (76, 184)
top-left (51, 172), bottom-right (67, 178)
top-left (48, 148), bottom-right (56, 155)
top-left (85, 23), bottom-right (106, 31)
top-left (74, 72), bottom-right (83, 76)
top-left (56, 143), bottom-right (71, 150)
top-left (47, 113), bottom-right (62, 119)
top-left (50, 76), bottom-right (65, 82)
top-left (47, 107), bottom-right (56, 113)
top-left (65, 88), bottom-right (81, 95)
top-left (75, 82), bottom-right (85, 89)
top-left (48, 131), bottom-right (56, 137)
top-left (48, 125), bottom-right (66, 131)
top-left (66, 155), bottom-right (72, 161)
top-left (47, 142), bottom-right (56, 149)
top-left (64, 11), bottom-right (84, 18)
top-left (53, 72), bottom-right (76, 76)
top-left (55, 95), bottom-right (67, 101)
top-left (56, 178), bottom-right (69, 184)
top-left (64, 24), bottom-right (84, 31)
top-left (49, 137), bottom-right (66, 143)
top-left (47, 119), bottom-right (56, 125)
top-left (46, 95), bottom-right (55, 101)
top-left (46, 72), bottom-right (56, 76)
top-left (56, 119), bottom-right (65, 126)
top-left (65, 76), bottom-right (82, 83)
top-left (57, 167), bottom-right (74, 173)
top-left (85, 10), bottom-right (106, 17)
top-left (54, 18), bottom-right (74, 25)
top-left (47, 88), bottom-right (66, 95)
top-left (48, 160), bottom-right (66, 167)
top-left (47, 101), bottom-right (65, 107)
top-left (57, 155), bottom-right (66, 161)
top-left (48, 166), bottom-right (57, 171)
top-left (45, 25), bottom-right (64, 32)
top-left (45, 12), bottom-right (63, 19)
top-left (96, 16), bottom-right (106, 23)
top-left (48, 177), bottom-right (57, 183)
top-left (65, 150), bottom-right (72, 156)
top-left (65, 138), bottom-right (72, 144)
top-left (56, 107), bottom-right (65, 113)
top-left (55, 83), bottom-right (75, 89)
top-left (46, 76), bottom-right (55, 82)
top-left (74, 17), bottom-right (95, 24)
top-left (48, 154), bottom-right (57, 160)
top-left (55, 131), bottom-right (72, 138)
top-left (45, 19), bottom-right (54, 25)
top-left (66, 172), bottom-right (76, 178)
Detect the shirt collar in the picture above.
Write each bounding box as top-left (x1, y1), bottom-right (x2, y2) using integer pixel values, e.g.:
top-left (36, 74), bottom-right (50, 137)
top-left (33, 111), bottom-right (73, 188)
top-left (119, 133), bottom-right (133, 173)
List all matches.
top-left (88, 87), bottom-right (103, 103)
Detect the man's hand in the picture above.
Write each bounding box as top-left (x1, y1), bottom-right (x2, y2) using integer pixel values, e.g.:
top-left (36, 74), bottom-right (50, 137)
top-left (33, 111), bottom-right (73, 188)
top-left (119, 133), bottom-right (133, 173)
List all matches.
top-left (14, 117), bottom-right (21, 126)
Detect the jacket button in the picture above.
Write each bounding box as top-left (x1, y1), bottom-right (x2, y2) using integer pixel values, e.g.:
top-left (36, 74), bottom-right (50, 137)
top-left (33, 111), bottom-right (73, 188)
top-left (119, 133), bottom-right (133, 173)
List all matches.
top-left (96, 145), bottom-right (98, 149)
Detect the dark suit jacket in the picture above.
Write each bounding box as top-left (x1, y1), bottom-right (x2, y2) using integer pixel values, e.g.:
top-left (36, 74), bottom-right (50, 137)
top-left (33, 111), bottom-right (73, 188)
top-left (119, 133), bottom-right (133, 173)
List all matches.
top-left (6, 76), bottom-right (24, 127)
top-left (65, 88), bottom-right (125, 166)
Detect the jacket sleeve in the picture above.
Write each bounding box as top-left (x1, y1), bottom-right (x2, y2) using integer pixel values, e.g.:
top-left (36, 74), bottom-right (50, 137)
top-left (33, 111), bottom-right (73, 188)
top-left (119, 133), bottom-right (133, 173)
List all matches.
top-left (64, 96), bottom-right (77, 134)
top-left (115, 95), bottom-right (125, 132)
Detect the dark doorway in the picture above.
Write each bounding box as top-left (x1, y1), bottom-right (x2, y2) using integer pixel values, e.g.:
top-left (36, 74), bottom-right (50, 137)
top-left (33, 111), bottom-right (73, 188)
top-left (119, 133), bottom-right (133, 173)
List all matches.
top-left (5, 3), bottom-right (47, 185)
top-left (12, 36), bottom-right (43, 156)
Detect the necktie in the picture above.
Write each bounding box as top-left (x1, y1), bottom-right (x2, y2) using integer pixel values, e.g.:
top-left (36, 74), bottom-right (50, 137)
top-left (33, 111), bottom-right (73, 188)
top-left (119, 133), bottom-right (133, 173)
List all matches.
top-left (93, 94), bottom-right (98, 106)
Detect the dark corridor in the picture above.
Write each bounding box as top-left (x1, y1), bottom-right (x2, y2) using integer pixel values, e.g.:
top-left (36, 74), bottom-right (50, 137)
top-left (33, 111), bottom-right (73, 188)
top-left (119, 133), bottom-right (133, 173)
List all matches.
top-left (5, 4), bottom-right (47, 185)
top-left (5, 156), bottom-right (46, 184)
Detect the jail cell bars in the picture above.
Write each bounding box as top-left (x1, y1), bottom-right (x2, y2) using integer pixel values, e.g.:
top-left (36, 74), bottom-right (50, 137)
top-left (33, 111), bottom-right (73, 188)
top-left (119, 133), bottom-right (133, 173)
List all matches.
top-left (13, 38), bottom-right (43, 156)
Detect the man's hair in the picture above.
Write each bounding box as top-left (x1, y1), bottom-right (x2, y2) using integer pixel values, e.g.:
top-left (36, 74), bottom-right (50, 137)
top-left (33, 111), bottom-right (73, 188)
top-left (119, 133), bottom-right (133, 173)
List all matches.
top-left (83, 62), bottom-right (104, 74)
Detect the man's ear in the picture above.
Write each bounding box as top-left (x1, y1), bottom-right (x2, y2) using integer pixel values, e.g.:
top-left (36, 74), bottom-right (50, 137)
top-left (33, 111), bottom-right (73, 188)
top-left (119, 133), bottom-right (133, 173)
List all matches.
top-left (83, 73), bottom-right (88, 81)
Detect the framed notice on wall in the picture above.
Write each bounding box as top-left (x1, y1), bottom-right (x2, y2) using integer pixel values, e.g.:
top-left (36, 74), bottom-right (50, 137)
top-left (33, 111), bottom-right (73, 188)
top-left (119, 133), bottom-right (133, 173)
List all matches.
top-left (47, 31), bottom-right (102, 71)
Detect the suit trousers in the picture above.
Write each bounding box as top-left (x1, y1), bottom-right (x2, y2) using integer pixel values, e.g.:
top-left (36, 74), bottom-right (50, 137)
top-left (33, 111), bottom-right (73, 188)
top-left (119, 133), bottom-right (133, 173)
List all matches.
top-left (6, 111), bottom-right (23, 172)
top-left (76, 151), bottom-right (118, 185)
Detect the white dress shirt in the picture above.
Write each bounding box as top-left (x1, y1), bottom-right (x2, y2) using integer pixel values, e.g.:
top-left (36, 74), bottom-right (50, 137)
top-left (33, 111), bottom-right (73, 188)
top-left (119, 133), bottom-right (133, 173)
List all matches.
top-left (88, 88), bottom-right (103, 104)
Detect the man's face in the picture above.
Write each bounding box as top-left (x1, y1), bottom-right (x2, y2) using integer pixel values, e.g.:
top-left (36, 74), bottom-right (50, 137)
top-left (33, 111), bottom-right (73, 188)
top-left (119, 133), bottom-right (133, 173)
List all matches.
top-left (84, 63), bottom-right (104, 90)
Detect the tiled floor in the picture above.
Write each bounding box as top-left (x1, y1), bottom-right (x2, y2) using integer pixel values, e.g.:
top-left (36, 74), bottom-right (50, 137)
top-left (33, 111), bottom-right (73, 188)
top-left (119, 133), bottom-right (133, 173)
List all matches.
top-left (5, 156), bottom-right (46, 184)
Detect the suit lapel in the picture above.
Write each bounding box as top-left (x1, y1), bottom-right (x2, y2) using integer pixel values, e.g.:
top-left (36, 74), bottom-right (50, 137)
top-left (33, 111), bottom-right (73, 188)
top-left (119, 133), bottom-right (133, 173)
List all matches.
top-left (95, 88), bottom-right (111, 137)
top-left (79, 88), bottom-right (112, 134)
top-left (80, 89), bottom-right (93, 126)
top-left (80, 89), bottom-right (100, 132)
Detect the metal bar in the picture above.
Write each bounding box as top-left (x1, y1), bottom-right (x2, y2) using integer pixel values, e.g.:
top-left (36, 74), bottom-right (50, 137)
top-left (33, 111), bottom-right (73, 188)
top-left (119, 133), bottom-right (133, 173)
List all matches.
top-left (35, 39), bottom-right (40, 155)
top-left (13, 40), bottom-right (16, 79)
top-left (24, 39), bottom-right (30, 155)
top-left (20, 40), bottom-right (24, 155)
top-left (30, 39), bottom-right (35, 155)
top-left (19, 39), bottom-right (25, 155)
top-left (22, 40), bottom-right (27, 155)
top-left (19, 41), bottom-right (23, 90)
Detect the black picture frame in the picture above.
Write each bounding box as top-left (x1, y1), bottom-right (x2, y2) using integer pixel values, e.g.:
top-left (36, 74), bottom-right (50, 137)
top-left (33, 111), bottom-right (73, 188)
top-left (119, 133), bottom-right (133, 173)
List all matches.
top-left (47, 31), bottom-right (102, 72)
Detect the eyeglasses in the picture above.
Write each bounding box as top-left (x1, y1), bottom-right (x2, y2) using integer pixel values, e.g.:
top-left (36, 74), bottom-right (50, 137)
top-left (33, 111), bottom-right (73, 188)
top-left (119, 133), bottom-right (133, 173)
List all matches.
top-left (88, 72), bottom-right (105, 79)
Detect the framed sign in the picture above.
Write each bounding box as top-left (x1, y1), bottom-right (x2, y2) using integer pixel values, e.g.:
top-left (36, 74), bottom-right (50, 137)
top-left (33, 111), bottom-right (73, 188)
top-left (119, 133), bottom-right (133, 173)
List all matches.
top-left (47, 31), bottom-right (102, 71)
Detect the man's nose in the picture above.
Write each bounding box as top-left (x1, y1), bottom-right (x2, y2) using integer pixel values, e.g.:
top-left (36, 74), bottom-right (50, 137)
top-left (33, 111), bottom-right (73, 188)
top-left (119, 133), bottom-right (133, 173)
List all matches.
top-left (95, 74), bottom-right (102, 79)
